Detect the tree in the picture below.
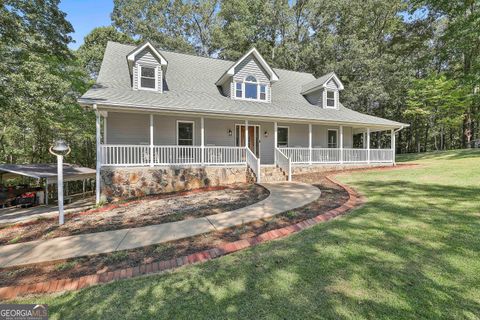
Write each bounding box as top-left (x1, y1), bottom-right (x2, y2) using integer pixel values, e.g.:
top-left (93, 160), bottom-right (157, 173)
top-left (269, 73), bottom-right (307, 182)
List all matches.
top-left (0, 0), bottom-right (94, 166)
top-left (76, 26), bottom-right (136, 79)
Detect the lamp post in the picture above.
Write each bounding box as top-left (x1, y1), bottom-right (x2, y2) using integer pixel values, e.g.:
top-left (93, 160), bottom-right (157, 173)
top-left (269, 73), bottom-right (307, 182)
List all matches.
top-left (49, 140), bottom-right (71, 225)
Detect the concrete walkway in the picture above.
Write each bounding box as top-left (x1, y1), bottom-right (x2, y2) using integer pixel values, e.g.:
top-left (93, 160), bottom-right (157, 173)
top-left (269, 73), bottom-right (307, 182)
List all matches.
top-left (0, 182), bottom-right (320, 268)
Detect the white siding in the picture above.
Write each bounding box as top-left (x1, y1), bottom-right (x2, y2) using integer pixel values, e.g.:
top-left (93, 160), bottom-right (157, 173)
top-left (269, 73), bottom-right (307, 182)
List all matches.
top-left (106, 112), bottom-right (150, 144)
top-left (204, 118), bottom-right (236, 146)
top-left (233, 55), bottom-right (269, 83)
top-left (326, 78), bottom-right (339, 90)
top-left (133, 48), bottom-right (163, 92)
top-left (153, 115), bottom-right (201, 145)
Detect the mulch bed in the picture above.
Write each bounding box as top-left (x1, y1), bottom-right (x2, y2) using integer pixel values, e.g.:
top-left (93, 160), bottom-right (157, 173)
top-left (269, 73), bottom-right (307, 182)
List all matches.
top-left (0, 183), bottom-right (269, 246)
top-left (0, 174), bottom-right (346, 287)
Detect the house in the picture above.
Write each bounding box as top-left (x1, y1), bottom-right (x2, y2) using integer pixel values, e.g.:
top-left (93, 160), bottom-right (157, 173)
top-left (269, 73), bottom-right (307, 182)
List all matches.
top-left (78, 41), bottom-right (407, 203)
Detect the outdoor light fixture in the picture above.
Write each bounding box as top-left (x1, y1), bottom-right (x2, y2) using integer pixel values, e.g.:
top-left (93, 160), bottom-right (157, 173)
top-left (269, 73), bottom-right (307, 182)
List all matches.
top-left (228, 129), bottom-right (232, 136)
top-left (264, 131), bottom-right (269, 138)
top-left (49, 139), bottom-right (71, 225)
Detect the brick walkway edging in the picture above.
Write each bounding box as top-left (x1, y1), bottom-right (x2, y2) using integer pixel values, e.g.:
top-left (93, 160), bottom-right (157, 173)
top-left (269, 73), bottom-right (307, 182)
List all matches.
top-left (0, 175), bottom-right (365, 301)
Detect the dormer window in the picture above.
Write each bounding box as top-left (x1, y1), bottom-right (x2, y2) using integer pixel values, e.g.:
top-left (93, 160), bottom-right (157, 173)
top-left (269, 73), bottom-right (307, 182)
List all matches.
top-left (326, 90), bottom-right (336, 108)
top-left (233, 75), bottom-right (269, 102)
top-left (127, 42), bottom-right (168, 93)
top-left (216, 48), bottom-right (278, 103)
top-left (235, 82), bottom-right (242, 98)
top-left (139, 65), bottom-right (157, 90)
top-left (260, 85), bottom-right (266, 100)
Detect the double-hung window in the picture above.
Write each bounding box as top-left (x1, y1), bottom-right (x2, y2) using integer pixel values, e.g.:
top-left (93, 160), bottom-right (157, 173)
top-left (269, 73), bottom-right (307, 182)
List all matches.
top-left (326, 90), bottom-right (336, 108)
top-left (260, 85), bottom-right (267, 100)
top-left (139, 65), bottom-right (157, 90)
top-left (235, 82), bottom-right (243, 98)
top-left (277, 127), bottom-right (289, 147)
top-left (177, 121), bottom-right (194, 146)
top-left (328, 129), bottom-right (338, 148)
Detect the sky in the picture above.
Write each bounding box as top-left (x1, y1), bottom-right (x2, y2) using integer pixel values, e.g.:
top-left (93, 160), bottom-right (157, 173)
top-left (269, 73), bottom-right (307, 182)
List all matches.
top-left (59, 0), bottom-right (114, 50)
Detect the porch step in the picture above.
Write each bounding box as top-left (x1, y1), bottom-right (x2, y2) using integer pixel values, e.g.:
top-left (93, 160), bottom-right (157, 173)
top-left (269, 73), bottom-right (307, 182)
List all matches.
top-left (260, 166), bottom-right (288, 183)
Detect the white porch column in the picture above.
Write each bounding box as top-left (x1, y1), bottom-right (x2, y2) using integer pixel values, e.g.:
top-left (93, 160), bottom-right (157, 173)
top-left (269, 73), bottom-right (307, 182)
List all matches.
top-left (103, 117), bottom-right (107, 144)
top-left (95, 109), bottom-right (101, 204)
top-left (274, 122), bottom-right (278, 164)
top-left (150, 114), bottom-right (154, 167)
top-left (308, 124), bottom-right (312, 165)
top-left (367, 128), bottom-right (371, 164)
top-left (391, 129), bottom-right (396, 165)
top-left (201, 117), bottom-right (205, 164)
top-left (245, 120), bottom-right (249, 149)
top-left (339, 125), bottom-right (344, 164)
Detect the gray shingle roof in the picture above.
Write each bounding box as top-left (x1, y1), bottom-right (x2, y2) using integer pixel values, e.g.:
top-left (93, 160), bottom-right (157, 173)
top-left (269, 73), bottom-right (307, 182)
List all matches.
top-left (301, 72), bottom-right (336, 94)
top-left (78, 42), bottom-right (406, 128)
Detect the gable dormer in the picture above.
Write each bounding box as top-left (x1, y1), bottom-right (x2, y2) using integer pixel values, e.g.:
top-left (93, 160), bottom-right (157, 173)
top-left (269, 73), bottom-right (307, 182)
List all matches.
top-left (301, 72), bottom-right (344, 109)
top-left (216, 48), bottom-right (279, 103)
top-left (127, 42), bottom-right (168, 92)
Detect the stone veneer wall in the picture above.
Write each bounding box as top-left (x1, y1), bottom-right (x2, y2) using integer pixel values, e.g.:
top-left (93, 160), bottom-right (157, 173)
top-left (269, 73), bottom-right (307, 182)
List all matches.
top-left (291, 163), bottom-right (394, 175)
top-left (101, 166), bottom-right (248, 201)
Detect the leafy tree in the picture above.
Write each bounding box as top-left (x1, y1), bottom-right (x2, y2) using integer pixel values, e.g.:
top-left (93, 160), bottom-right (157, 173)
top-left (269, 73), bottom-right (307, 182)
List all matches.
top-left (0, 0), bottom-right (94, 166)
top-left (77, 26), bottom-right (136, 79)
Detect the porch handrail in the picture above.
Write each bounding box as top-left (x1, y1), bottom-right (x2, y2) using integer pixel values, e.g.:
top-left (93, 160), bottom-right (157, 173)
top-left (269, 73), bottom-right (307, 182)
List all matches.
top-left (275, 148), bottom-right (291, 182)
top-left (246, 147), bottom-right (261, 183)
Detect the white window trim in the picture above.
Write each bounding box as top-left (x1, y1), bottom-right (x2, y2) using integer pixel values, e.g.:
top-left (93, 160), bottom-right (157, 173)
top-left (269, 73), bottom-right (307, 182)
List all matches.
top-left (277, 126), bottom-right (289, 147)
top-left (138, 64), bottom-right (158, 91)
top-left (327, 129), bottom-right (339, 148)
top-left (233, 78), bottom-right (270, 103)
top-left (176, 120), bottom-right (195, 146)
top-left (324, 89), bottom-right (338, 109)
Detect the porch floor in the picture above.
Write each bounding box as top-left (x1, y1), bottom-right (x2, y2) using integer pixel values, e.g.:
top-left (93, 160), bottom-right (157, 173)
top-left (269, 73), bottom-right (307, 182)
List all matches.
top-left (0, 182), bottom-right (320, 268)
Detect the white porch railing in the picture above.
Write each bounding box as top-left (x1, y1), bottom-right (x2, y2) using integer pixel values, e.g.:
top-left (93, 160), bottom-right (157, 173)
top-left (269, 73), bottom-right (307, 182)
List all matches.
top-left (275, 148), bottom-right (291, 181)
top-left (204, 146), bottom-right (246, 165)
top-left (100, 145), bottom-right (247, 166)
top-left (154, 146), bottom-right (203, 165)
top-left (278, 147), bottom-right (311, 164)
top-left (370, 149), bottom-right (394, 162)
top-left (278, 147), bottom-right (393, 164)
top-left (100, 145), bottom-right (394, 167)
top-left (312, 148), bottom-right (341, 163)
top-left (246, 147), bottom-right (261, 183)
top-left (101, 145), bottom-right (150, 166)
top-left (343, 149), bottom-right (368, 163)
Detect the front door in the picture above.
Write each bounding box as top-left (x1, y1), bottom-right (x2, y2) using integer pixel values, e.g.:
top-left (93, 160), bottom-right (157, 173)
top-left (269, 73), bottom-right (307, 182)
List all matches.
top-left (236, 125), bottom-right (260, 157)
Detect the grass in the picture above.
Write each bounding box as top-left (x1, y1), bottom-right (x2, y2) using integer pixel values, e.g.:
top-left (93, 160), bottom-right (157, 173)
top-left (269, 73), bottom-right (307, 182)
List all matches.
top-left (16, 149), bottom-right (480, 319)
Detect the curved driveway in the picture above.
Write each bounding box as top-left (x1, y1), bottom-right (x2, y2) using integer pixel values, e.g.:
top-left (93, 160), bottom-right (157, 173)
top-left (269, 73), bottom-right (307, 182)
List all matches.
top-left (0, 182), bottom-right (320, 268)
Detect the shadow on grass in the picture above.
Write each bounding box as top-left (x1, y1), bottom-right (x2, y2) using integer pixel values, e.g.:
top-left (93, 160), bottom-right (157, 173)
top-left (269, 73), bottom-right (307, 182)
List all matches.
top-left (25, 180), bottom-right (480, 320)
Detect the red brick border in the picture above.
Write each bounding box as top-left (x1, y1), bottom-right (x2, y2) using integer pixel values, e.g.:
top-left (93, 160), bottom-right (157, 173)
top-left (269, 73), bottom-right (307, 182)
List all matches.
top-left (0, 175), bottom-right (364, 301)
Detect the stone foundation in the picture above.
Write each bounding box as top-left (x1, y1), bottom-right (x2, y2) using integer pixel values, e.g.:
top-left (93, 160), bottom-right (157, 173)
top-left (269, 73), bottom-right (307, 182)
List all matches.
top-left (101, 166), bottom-right (248, 201)
top-left (292, 163), bottom-right (394, 175)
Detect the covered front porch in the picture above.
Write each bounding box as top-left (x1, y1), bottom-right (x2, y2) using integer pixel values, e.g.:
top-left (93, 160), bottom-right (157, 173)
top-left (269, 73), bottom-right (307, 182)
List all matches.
top-left (95, 110), bottom-right (396, 180)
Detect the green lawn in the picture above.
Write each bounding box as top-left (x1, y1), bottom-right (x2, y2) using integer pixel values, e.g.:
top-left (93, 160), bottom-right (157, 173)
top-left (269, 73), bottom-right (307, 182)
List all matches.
top-left (18, 149), bottom-right (480, 319)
